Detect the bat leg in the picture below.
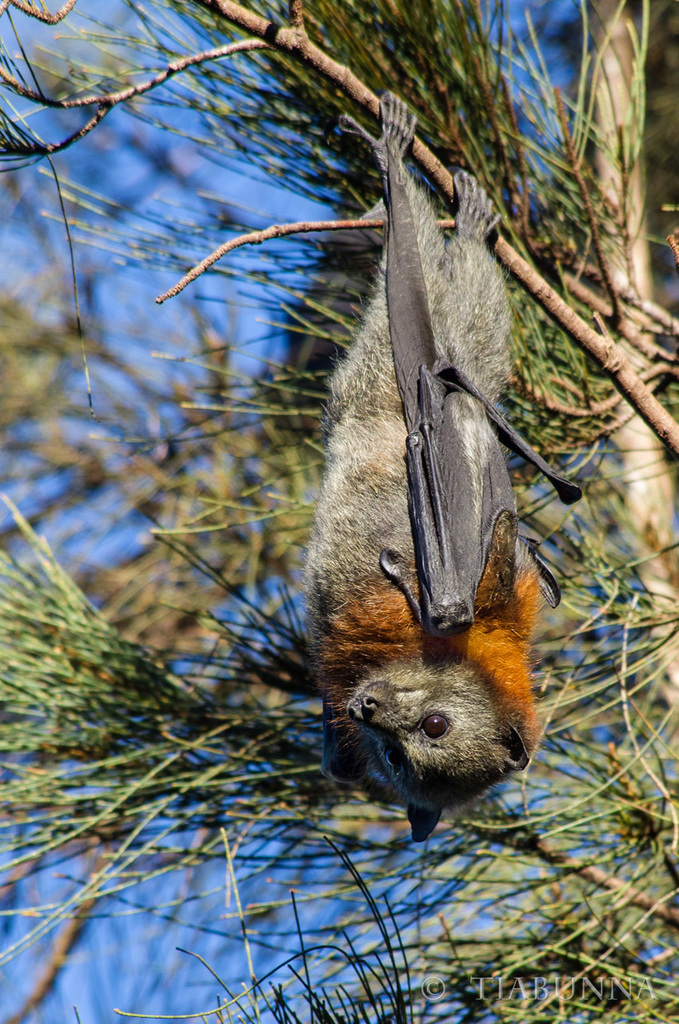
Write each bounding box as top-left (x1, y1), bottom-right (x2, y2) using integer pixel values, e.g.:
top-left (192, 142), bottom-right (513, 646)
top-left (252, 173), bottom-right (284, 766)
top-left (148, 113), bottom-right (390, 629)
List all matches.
top-left (378, 92), bottom-right (416, 158)
top-left (336, 113), bottom-right (377, 148)
top-left (379, 548), bottom-right (423, 624)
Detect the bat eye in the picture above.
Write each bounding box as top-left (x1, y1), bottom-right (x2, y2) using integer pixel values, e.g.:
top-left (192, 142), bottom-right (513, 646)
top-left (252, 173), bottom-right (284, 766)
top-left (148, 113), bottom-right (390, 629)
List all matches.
top-left (420, 714), bottom-right (448, 738)
top-left (384, 747), bottom-right (403, 768)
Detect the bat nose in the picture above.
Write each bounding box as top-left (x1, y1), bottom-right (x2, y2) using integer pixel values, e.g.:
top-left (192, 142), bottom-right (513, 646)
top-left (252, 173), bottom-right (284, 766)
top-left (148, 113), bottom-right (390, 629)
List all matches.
top-left (427, 596), bottom-right (474, 636)
top-left (347, 694), bottom-right (379, 722)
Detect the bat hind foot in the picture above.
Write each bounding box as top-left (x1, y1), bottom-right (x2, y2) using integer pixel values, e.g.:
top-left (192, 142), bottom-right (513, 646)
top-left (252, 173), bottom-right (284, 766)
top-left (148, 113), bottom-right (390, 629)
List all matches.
top-left (336, 93), bottom-right (415, 186)
top-left (453, 170), bottom-right (500, 241)
top-left (377, 92), bottom-right (417, 157)
top-left (364, 92), bottom-right (416, 186)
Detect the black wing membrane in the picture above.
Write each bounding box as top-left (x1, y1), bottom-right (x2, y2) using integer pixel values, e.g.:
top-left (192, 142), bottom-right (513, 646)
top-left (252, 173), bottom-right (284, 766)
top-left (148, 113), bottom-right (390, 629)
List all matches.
top-left (383, 141), bottom-right (438, 433)
top-left (404, 366), bottom-right (517, 634)
top-left (374, 97), bottom-right (578, 635)
top-left (378, 134), bottom-right (519, 635)
top-left (436, 365), bottom-right (582, 506)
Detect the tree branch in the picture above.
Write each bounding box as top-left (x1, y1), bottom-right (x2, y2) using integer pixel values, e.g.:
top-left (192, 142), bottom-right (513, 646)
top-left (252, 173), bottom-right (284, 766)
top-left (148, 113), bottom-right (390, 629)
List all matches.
top-left (8, 0), bottom-right (676, 452)
top-left (0, 39), bottom-right (270, 110)
top-left (564, 273), bottom-right (676, 360)
top-left (535, 837), bottom-right (679, 932)
top-left (4, 0), bottom-right (78, 23)
top-left (4, 891), bottom-right (98, 1024)
top-left (519, 362), bottom-right (679, 420)
top-left (667, 231), bottom-right (679, 277)
top-left (556, 88), bottom-right (623, 324)
top-left (190, 0), bottom-right (679, 458)
top-left (496, 238), bottom-right (679, 455)
top-left (155, 217), bottom-right (456, 304)
top-left (288, 0), bottom-right (305, 30)
top-left (0, 38), bottom-right (270, 156)
top-left (617, 283), bottom-right (679, 338)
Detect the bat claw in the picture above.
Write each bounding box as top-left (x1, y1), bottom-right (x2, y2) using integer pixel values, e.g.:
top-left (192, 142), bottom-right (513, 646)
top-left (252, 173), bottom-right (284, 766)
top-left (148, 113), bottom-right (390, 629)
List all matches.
top-left (334, 113), bottom-right (377, 147)
top-left (427, 598), bottom-right (474, 637)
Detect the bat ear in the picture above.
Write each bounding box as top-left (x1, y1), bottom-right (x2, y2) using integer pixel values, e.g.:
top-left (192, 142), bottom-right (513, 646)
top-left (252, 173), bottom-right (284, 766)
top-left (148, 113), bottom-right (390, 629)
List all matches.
top-left (534, 558), bottom-right (561, 608)
top-left (407, 804), bottom-right (441, 843)
top-left (503, 725), bottom-right (530, 772)
top-left (321, 695), bottom-right (363, 783)
top-left (478, 510), bottom-right (518, 607)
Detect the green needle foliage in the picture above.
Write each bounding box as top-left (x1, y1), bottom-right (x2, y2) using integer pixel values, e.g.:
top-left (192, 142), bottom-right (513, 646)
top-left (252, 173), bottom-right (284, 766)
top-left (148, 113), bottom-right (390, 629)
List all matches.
top-left (0, 1), bottom-right (678, 1022)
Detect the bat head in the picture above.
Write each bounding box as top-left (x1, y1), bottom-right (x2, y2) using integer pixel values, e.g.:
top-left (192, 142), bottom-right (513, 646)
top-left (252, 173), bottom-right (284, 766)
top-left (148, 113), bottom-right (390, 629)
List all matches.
top-left (335, 658), bottom-right (541, 842)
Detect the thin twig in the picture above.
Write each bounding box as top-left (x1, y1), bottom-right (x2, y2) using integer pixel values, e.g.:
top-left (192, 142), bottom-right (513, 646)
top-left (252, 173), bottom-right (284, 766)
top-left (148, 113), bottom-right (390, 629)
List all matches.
top-left (6, 0), bottom-right (77, 23)
top-left (0, 38), bottom-right (270, 155)
top-left (0, 38), bottom-right (270, 109)
top-left (602, 401), bottom-right (638, 436)
top-left (556, 88), bottom-right (622, 324)
top-left (155, 217), bottom-right (456, 303)
top-left (288, 0), bottom-right (305, 30)
top-left (564, 273), bottom-right (675, 358)
top-left (496, 237), bottom-right (679, 455)
top-left (535, 838), bottom-right (679, 931)
top-left (667, 232), bottom-right (679, 277)
top-left (7, 0), bottom-right (679, 456)
top-left (619, 610), bottom-right (679, 856)
top-left (471, 50), bottom-right (512, 203)
top-left (519, 362), bottom-right (679, 420)
top-left (5, 892), bottom-right (98, 1024)
top-left (502, 74), bottom-right (530, 237)
top-left (617, 283), bottom-right (679, 338)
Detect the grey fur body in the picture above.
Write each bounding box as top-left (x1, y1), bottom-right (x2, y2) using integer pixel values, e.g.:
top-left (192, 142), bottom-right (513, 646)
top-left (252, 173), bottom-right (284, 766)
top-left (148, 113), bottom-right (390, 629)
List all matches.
top-left (305, 169), bottom-right (513, 628)
top-left (305, 95), bottom-right (541, 843)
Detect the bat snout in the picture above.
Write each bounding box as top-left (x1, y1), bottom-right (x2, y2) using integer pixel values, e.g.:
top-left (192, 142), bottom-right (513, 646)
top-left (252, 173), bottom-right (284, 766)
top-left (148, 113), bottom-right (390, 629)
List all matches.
top-left (347, 693), bottom-right (380, 723)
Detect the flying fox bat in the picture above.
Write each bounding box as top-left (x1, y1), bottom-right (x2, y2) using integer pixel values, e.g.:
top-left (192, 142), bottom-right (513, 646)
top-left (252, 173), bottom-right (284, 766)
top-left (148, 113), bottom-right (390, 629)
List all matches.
top-left (305, 93), bottom-right (580, 843)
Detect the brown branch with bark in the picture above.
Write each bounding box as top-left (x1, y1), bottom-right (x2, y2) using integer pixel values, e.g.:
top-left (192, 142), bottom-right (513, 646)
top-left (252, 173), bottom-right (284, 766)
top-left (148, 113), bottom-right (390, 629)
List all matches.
top-left (564, 274), bottom-right (677, 358)
top-left (288, 0), bottom-right (305, 30)
top-left (182, 0), bottom-right (679, 458)
top-left (556, 89), bottom-right (623, 325)
top-left (3, 851), bottom-right (103, 1024)
top-left (155, 218), bottom-right (456, 304)
top-left (1, 0), bottom-right (78, 23)
top-left (668, 232), bottom-right (679, 276)
top-left (534, 837), bottom-right (679, 932)
top-left (4, 904), bottom-right (95, 1024)
top-left (519, 362), bottom-right (679, 420)
top-left (0, 38), bottom-right (270, 157)
top-left (4, 0), bottom-right (678, 453)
